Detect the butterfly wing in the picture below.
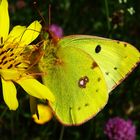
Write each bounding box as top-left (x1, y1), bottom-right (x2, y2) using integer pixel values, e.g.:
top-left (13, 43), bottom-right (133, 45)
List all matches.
top-left (40, 45), bottom-right (108, 125)
top-left (58, 35), bottom-right (140, 92)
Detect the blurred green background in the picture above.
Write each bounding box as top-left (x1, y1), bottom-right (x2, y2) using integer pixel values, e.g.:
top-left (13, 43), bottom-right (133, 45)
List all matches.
top-left (0, 0), bottom-right (140, 139)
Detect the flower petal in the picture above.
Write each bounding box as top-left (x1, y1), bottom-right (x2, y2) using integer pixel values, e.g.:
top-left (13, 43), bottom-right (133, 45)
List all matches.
top-left (19, 20), bottom-right (42, 45)
top-left (6, 21), bottom-right (41, 46)
top-left (0, 0), bottom-right (9, 42)
top-left (0, 69), bottom-right (21, 81)
top-left (17, 78), bottom-right (55, 102)
top-left (32, 104), bottom-right (53, 125)
top-left (7, 25), bottom-right (26, 44)
top-left (1, 78), bottom-right (18, 110)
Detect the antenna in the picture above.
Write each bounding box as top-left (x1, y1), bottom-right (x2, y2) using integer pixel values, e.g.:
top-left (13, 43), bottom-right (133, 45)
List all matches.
top-left (48, 4), bottom-right (51, 27)
top-left (33, 0), bottom-right (47, 25)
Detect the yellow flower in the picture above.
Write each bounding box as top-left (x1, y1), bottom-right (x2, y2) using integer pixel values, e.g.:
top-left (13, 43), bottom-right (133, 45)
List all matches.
top-left (32, 104), bottom-right (53, 125)
top-left (0, 0), bottom-right (54, 110)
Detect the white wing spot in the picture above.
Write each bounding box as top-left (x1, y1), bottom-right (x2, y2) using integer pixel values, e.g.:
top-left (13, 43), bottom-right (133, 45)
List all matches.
top-left (78, 76), bottom-right (89, 88)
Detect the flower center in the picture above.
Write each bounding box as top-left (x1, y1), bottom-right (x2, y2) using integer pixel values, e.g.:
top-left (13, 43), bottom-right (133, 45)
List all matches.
top-left (0, 42), bottom-right (30, 71)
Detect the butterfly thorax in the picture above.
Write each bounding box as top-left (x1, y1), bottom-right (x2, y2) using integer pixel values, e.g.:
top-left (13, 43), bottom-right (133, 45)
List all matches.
top-left (39, 38), bottom-right (62, 73)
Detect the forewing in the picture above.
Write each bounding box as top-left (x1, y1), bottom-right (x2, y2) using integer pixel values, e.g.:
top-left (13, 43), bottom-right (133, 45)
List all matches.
top-left (59, 35), bottom-right (140, 92)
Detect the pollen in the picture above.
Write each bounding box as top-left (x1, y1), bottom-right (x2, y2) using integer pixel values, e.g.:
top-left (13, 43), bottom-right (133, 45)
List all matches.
top-left (0, 43), bottom-right (30, 71)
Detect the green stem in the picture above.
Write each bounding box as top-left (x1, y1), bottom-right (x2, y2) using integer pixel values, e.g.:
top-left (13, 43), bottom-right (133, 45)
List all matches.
top-left (10, 111), bottom-right (14, 139)
top-left (87, 118), bottom-right (96, 140)
top-left (59, 125), bottom-right (65, 140)
top-left (0, 107), bottom-right (8, 119)
top-left (104, 0), bottom-right (111, 32)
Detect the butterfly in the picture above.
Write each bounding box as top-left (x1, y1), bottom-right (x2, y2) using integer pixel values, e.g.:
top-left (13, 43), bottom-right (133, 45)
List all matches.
top-left (38, 27), bottom-right (140, 126)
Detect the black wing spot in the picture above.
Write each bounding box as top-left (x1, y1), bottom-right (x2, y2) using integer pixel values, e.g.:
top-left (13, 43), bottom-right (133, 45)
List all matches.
top-left (78, 107), bottom-right (81, 110)
top-left (105, 72), bottom-right (109, 75)
top-left (96, 89), bottom-right (99, 92)
top-left (78, 76), bottom-right (89, 88)
top-left (114, 67), bottom-right (117, 70)
top-left (97, 77), bottom-right (101, 82)
top-left (117, 41), bottom-right (120, 44)
top-left (85, 103), bottom-right (89, 107)
top-left (95, 45), bottom-right (101, 53)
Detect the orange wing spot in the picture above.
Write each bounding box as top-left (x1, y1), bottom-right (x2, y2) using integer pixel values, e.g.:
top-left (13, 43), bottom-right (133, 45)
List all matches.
top-left (91, 62), bottom-right (98, 69)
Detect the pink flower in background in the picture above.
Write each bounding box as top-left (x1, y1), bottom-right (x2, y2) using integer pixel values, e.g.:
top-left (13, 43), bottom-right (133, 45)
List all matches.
top-left (16, 0), bottom-right (26, 9)
top-left (104, 117), bottom-right (136, 140)
top-left (49, 24), bottom-right (63, 38)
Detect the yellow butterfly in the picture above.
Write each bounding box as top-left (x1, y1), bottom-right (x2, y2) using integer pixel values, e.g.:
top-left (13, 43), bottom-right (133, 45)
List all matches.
top-left (39, 31), bottom-right (140, 126)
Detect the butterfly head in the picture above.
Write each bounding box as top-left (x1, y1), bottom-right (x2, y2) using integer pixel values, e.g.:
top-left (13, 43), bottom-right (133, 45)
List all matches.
top-left (42, 25), bottom-right (60, 46)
